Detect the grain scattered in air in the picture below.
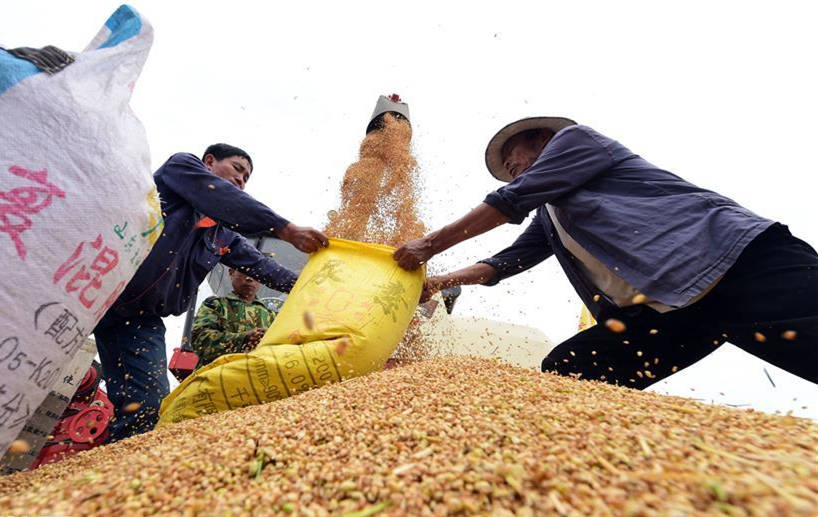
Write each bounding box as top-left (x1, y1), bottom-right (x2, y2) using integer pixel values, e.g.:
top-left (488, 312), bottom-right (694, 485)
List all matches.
top-left (781, 330), bottom-right (797, 341)
top-left (123, 402), bottom-right (142, 414)
top-left (631, 293), bottom-right (647, 304)
top-left (302, 311), bottom-right (315, 330)
top-left (754, 331), bottom-right (767, 343)
top-left (593, 294), bottom-right (601, 302)
top-left (604, 318), bottom-right (626, 333)
top-left (207, 184), bottom-right (215, 190)
top-left (649, 328), bottom-right (659, 335)
top-left (7, 439), bottom-right (30, 455)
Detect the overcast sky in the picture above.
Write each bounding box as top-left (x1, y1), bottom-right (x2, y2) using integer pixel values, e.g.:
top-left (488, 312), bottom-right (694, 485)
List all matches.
top-left (3, 1), bottom-right (817, 418)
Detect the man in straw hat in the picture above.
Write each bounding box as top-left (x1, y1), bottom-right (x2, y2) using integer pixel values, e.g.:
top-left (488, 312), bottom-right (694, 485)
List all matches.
top-left (394, 118), bottom-right (818, 388)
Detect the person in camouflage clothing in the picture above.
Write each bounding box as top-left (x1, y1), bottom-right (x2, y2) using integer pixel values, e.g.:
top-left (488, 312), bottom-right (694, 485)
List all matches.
top-left (191, 268), bottom-right (277, 367)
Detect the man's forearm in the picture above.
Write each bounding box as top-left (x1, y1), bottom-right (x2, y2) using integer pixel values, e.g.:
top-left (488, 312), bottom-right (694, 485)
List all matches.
top-left (427, 203), bottom-right (509, 255)
top-left (436, 263), bottom-right (497, 289)
top-left (394, 203), bottom-right (510, 271)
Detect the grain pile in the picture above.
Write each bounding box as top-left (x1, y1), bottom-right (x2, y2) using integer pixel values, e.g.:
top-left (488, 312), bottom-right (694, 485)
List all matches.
top-left (2, 357), bottom-right (816, 516)
top-left (389, 317), bottom-right (433, 365)
top-left (324, 113), bottom-right (426, 248)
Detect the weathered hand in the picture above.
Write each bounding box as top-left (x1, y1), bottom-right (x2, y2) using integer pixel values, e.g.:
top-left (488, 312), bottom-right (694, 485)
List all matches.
top-left (278, 223), bottom-right (329, 253)
top-left (393, 237), bottom-right (434, 271)
top-left (420, 276), bottom-right (445, 303)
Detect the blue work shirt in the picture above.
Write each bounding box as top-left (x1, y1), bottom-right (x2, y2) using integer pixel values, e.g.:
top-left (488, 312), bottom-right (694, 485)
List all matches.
top-left (480, 125), bottom-right (773, 318)
top-left (109, 153), bottom-right (298, 318)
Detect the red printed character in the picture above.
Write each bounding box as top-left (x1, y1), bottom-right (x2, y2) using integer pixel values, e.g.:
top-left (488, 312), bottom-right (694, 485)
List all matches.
top-left (93, 280), bottom-right (126, 320)
top-left (0, 166), bottom-right (66, 260)
top-left (54, 234), bottom-right (120, 309)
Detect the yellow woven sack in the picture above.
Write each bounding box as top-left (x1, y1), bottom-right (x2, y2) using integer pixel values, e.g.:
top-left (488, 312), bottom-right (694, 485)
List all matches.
top-left (157, 239), bottom-right (423, 425)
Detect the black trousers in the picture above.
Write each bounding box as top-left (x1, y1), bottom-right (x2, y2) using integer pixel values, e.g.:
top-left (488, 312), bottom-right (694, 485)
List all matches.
top-left (542, 224), bottom-right (818, 389)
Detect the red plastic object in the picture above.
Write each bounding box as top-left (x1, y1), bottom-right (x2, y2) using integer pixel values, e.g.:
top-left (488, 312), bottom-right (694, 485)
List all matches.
top-left (30, 380), bottom-right (114, 469)
top-left (67, 403), bottom-right (111, 443)
top-left (169, 347), bottom-right (199, 382)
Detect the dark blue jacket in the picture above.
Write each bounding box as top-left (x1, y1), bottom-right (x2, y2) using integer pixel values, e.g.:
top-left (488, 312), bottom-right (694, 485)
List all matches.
top-left (109, 153), bottom-right (298, 318)
top-left (480, 125), bottom-right (773, 317)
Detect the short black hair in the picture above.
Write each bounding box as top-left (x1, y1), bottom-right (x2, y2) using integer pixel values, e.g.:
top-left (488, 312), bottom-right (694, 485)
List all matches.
top-left (202, 143), bottom-right (253, 172)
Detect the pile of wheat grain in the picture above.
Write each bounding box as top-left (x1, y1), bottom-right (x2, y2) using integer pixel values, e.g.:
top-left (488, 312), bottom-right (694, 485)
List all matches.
top-left (1, 357), bottom-right (816, 516)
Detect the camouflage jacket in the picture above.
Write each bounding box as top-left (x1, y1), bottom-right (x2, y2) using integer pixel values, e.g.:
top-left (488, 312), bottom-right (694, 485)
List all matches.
top-left (190, 292), bottom-right (276, 367)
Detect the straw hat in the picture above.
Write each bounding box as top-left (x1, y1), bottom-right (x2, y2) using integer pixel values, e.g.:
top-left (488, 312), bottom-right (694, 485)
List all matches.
top-left (484, 116), bottom-right (577, 182)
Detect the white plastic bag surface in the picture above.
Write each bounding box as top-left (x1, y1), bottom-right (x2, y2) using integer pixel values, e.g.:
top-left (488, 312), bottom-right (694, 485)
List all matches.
top-left (0, 5), bottom-right (161, 456)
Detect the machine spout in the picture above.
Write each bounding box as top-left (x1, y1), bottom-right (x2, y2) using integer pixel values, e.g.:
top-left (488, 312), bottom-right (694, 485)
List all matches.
top-left (366, 93), bottom-right (410, 134)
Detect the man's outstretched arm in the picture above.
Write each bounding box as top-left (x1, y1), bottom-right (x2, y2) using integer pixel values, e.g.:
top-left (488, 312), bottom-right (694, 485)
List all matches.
top-left (420, 216), bottom-right (554, 301)
top-left (221, 236), bottom-right (299, 294)
top-left (159, 153), bottom-right (328, 253)
top-left (394, 126), bottom-right (616, 270)
top-left (421, 263), bottom-right (497, 302)
top-left (394, 203), bottom-right (509, 271)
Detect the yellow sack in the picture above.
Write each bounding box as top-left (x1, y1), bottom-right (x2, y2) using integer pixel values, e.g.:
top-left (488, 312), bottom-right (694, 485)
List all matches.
top-left (157, 239), bottom-right (423, 426)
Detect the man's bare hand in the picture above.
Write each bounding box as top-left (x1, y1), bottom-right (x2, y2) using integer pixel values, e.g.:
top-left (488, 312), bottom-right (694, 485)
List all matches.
top-left (420, 276), bottom-right (446, 303)
top-left (242, 327), bottom-right (266, 351)
top-left (394, 236), bottom-right (434, 271)
top-left (417, 264), bottom-right (496, 303)
top-left (278, 223), bottom-right (329, 253)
